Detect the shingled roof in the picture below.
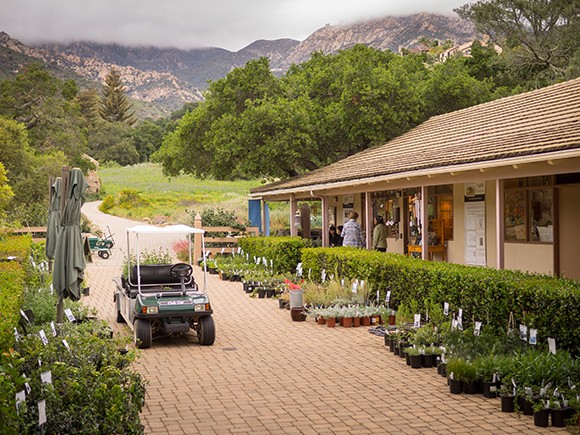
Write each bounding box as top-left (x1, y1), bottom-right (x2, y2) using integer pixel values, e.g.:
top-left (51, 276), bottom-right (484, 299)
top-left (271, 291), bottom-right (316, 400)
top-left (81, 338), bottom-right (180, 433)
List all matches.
top-left (251, 77), bottom-right (580, 195)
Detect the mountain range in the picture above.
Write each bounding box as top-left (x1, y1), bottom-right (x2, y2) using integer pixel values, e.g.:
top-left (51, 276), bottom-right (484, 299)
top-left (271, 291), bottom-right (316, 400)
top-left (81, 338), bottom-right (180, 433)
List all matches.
top-left (0, 13), bottom-right (477, 118)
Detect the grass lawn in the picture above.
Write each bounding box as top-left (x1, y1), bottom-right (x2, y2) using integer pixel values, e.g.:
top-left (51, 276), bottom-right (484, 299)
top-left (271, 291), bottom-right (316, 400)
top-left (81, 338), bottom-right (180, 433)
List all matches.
top-left (97, 163), bottom-right (288, 227)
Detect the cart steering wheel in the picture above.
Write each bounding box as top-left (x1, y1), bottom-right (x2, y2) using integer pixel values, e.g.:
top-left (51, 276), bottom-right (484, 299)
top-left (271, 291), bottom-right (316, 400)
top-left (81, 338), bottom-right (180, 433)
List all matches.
top-left (170, 263), bottom-right (193, 280)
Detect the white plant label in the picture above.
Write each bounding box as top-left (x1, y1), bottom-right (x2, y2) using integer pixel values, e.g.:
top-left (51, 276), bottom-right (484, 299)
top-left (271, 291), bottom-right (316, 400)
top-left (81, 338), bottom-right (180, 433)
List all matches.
top-left (50, 322), bottom-right (57, 337)
top-left (360, 280), bottom-right (365, 288)
top-left (24, 382), bottom-right (31, 395)
top-left (64, 308), bottom-right (75, 323)
top-left (62, 339), bottom-right (70, 350)
top-left (221, 248), bottom-right (225, 254)
top-left (376, 290), bottom-right (380, 302)
top-left (443, 302), bottom-right (449, 316)
top-left (351, 282), bottom-right (358, 294)
top-left (321, 269), bottom-right (326, 283)
top-left (14, 327), bottom-right (19, 342)
top-left (270, 259), bottom-right (273, 269)
top-left (15, 390), bottom-right (25, 413)
top-left (237, 247), bottom-right (242, 255)
top-left (39, 330), bottom-right (48, 346)
top-left (519, 324), bottom-right (528, 341)
top-left (548, 338), bottom-right (557, 355)
top-left (262, 257), bottom-right (267, 267)
top-left (38, 399), bottom-right (47, 425)
top-left (50, 283), bottom-right (54, 295)
top-left (385, 290), bottom-right (391, 303)
top-left (414, 314), bottom-right (421, 328)
top-left (458, 308), bottom-right (463, 320)
top-left (40, 370), bottom-right (52, 385)
top-left (474, 321), bottom-right (482, 336)
top-left (529, 328), bottom-right (537, 345)
top-left (20, 309), bottom-right (31, 325)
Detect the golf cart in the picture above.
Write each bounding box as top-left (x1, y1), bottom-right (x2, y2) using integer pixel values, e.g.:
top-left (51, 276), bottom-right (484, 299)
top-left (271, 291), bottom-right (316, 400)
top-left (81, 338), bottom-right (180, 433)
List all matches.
top-left (113, 224), bottom-right (215, 349)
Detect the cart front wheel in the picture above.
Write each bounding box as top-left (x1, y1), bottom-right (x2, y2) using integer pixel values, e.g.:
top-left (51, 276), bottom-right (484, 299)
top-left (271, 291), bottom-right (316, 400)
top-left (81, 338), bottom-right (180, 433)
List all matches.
top-left (134, 319), bottom-right (152, 349)
top-left (197, 316), bottom-right (215, 346)
top-left (98, 250), bottom-right (110, 259)
top-left (116, 299), bottom-right (126, 323)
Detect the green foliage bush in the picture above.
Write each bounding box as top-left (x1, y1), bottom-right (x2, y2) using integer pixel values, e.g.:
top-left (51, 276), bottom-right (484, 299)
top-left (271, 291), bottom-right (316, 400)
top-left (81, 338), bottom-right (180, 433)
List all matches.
top-left (117, 189), bottom-right (150, 210)
top-left (300, 247), bottom-right (580, 352)
top-left (238, 236), bottom-right (311, 274)
top-left (99, 194), bottom-right (116, 213)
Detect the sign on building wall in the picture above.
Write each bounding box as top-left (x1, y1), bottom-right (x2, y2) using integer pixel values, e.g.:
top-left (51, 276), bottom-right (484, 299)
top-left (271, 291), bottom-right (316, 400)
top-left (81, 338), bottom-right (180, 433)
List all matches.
top-left (464, 182), bottom-right (486, 266)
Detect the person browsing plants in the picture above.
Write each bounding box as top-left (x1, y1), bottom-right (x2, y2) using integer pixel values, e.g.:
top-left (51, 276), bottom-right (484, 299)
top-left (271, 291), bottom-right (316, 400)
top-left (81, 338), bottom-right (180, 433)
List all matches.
top-left (341, 211), bottom-right (364, 247)
top-left (372, 215), bottom-right (387, 252)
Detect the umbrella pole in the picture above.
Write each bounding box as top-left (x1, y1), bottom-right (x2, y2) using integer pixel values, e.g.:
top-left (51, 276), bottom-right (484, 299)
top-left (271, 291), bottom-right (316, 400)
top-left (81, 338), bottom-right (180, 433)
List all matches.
top-left (56, 296), bottom-right (64, 323)
top-left (56, 166), bottom-right (70, 324)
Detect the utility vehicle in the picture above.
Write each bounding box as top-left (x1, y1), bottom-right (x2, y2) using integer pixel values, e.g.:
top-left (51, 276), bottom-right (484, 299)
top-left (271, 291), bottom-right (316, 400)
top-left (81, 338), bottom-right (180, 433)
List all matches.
top-left (113, 224), bottom-right (215, 349)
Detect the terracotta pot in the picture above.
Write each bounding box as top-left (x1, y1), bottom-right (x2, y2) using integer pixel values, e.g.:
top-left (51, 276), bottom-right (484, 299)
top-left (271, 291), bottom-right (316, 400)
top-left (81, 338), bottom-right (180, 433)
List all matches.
top-left (341, 317), bottom-right (353, 327)
top-left (317, 316), bottom-right (326, 325)
top-left (361, 316), bottom-right (370, 326)
top-left (388, 315), bottom-right (396, 325)
top-left (353, 317), bottom-right (361, 327)
top-left (326, 318), bottom-right (336, 327)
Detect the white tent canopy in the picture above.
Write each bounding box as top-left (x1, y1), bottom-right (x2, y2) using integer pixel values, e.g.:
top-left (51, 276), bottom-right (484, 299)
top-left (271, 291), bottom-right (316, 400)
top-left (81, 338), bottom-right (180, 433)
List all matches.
top-left (127, 224), bottom-right (205, 235)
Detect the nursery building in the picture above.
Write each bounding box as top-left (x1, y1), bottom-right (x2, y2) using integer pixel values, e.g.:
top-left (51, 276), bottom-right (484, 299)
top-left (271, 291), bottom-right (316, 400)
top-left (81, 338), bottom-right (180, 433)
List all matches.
top-left (249, 77), bottom-right (580, 279)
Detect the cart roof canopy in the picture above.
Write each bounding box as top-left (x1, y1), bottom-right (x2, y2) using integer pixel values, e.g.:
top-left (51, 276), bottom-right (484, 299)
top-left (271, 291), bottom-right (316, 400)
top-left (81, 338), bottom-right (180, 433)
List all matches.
top-left (127, 224), bottom-right (205, 234)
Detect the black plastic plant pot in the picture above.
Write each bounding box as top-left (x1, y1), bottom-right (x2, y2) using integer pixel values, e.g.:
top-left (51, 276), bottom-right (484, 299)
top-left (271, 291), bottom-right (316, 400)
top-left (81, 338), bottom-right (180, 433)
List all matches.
top-left (265, 289), bottom-right (275, 298)
top-left (500, 395), bottom-right (515, 413)
top-left (384, 335), bottom-right (390, 346)
top-left (449, 378), bottom-right (463, 394)
top-left (410, 354), bottom-right (423, 369)
top-left (398, 346), bottom-right (407, 358)
top-left (438, 363), bottom-right (447, 377)
top-left (405, 352), bottom-right (411, 366)
top-left (519, 397), bottom-right (535, 416)
top-left (278, 299), bottom-right (287, 309)
top-left (533, 409), bottom-right (550, 427)
top-left (422, 354), bottom-right (434, 368)
top-left (551, 408), bottom-right (575, 427)
top-left (389, 340), bottom-right (396, 353)
top-left (483, 381), bottom-right (502, 398)
top-left (463, 381), bottom-right (479, 395)
top-left (257, 289), bottom-right (266, 298)
top-left (393, 345), bottom-right (400, 356)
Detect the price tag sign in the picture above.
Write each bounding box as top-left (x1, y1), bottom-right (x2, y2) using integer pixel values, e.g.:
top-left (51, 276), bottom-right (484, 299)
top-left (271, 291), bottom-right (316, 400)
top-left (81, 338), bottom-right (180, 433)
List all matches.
top-left (529, 329), bottom-right (537, 345)
top-left (414, 314), bottom-right (421, 328)
top-left (39, 330), bottom-right (48, 346)
top-left (443, 302), bottom-right (449, 316)
top-left (50, 322), bottom-right (57, 337)
top-left (38, 399), bottom-right (47, 425)
top-left (474, 321), bottom-right (482, 336)
top-left (548, 338), bottom-right (557, 355)
top-left (64, 308), bottom-right (76, 323)
top-left (40, 370), bottom-right (52, 385)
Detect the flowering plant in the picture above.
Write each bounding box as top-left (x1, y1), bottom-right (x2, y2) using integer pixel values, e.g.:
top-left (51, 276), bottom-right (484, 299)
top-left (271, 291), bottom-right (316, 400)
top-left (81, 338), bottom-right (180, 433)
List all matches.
top-left (284, 278), bottom-right (302, 290)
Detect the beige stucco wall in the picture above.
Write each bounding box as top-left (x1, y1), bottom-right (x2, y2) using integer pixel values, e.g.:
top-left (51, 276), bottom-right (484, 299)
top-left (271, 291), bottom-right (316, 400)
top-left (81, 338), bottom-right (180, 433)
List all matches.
top-left (558, 184), bottom-right (580, 279)
top-left (505, 243), bottom-right (554, 275)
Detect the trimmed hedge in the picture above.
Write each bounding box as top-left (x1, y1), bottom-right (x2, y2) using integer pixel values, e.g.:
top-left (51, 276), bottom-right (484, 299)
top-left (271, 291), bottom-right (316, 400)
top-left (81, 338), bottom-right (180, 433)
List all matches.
top-left (301, 247), bottom-right (580, 352)
top-left (238, 236), bottom-right (311, 274)
top-left (0, 236), bottom-right (31, 351)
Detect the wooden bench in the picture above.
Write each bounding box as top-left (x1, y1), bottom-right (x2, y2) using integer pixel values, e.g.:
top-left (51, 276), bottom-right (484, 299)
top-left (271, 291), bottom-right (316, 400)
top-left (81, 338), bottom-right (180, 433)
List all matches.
top-left (11, 226), bottom-right (48, 242)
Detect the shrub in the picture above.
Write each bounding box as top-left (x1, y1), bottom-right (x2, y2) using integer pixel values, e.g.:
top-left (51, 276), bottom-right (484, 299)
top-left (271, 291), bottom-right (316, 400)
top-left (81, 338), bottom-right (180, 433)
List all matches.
top-left (300, 247), bottom-right (580, 352)
top-left (99, 194), bottom-right (116, 213)
top-left (117, 189), bottom-right (149, 210)
top-left (238, 236), bottom-right (311, 274)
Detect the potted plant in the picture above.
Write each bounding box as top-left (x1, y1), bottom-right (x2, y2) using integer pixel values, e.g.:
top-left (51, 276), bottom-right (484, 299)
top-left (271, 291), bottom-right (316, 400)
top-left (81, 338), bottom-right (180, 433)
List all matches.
top-left (406, 347), bottom-right (423, 369)
top-left (550, 396), bottom-right (576, 428)
top-left (475, 354), bottom-right (503, 398)
top-left (447, 358), bottom-right (477, 394)
top-left (323, 307), bottom-right (338, 327)
top-left (499, 383), bottom-right (516, 413)
top-left (533, 399), bottom-right (551, 427)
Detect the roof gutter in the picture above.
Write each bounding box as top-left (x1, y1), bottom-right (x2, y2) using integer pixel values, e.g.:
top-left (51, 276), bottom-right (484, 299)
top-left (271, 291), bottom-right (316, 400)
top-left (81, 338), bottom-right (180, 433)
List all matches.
top-left (249, 148), bottom-right (580, 198)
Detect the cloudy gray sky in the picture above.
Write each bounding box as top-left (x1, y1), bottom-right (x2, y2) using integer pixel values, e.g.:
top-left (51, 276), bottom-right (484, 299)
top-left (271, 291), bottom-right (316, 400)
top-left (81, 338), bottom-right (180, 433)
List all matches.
top-left (1, 0), bottom-right (469, 51)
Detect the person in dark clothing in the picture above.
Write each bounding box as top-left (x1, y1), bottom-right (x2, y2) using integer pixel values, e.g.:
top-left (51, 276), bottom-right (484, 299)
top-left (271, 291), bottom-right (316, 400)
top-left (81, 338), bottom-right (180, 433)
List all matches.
top-left (337, 225), bottom-right (344, 246)
top-left (329, 225), bottom-right (342, 247)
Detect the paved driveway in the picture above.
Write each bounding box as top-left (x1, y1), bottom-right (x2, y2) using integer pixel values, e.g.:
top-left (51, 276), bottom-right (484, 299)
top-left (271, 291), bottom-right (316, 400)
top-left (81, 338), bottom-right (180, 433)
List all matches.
top-left (81, 201), bottom-right (564, 434)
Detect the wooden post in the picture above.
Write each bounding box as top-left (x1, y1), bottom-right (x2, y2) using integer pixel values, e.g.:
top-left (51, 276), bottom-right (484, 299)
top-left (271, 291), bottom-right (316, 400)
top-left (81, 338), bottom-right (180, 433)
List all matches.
top-left (290, 194), bottom-right (297, 236)
top-left (365, 192), bottom-right (372, 249)
top-left (194, 213), bottom-right (202, 262)
top-left (48, 176), bottom-right (54, 272)
top-left (496, 179), bottom-right (505, 270)
top-left (421, 186), bottom-right (428, 260)
top-left (321, 196), bottom-right (329, 247)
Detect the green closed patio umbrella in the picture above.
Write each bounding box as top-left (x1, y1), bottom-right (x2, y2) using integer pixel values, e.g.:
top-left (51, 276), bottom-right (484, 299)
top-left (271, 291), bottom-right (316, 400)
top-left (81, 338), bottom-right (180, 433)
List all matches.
top-left (45, 177), bottom-right (61, 260)
top-left (52, 168), bottom-right (88, 321)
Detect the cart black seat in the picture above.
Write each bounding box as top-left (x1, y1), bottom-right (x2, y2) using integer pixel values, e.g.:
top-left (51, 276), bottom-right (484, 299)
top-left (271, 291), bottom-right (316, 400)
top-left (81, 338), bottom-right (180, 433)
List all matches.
top-left (129, 264), bottom-right (193, 286)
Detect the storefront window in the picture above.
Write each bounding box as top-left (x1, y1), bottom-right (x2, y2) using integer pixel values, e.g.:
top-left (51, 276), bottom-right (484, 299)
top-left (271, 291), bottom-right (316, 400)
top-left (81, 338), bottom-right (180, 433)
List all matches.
top-left (504, 177), bottom-right (553, 243)
top-left (428, 185), bottom-right (453, 240)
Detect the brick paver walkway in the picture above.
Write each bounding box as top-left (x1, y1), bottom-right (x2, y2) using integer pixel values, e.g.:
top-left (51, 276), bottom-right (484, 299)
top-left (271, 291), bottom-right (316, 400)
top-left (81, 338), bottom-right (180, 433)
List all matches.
top-left (81, 201), bottom-right (565, 434)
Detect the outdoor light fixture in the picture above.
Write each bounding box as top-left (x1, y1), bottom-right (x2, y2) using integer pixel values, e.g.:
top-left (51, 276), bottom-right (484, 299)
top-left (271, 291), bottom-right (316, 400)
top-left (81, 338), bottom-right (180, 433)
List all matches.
top-left (294, 210), bottom-right (301, 227)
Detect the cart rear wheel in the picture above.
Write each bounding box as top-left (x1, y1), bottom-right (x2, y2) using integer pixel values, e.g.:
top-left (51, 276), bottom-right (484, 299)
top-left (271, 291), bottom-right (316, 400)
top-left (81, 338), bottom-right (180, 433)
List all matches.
top-left (98, 250), bottom-right (110, 259)
top-left (134, 319), bottom-right (151, 349)
top-left (197, 316), bottom-right (215, 346)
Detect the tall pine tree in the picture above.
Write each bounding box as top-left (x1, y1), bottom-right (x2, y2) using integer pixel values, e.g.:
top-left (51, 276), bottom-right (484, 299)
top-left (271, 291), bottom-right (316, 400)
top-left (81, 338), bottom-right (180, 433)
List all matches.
top-left (99, 67), bottom-right (136, 125)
